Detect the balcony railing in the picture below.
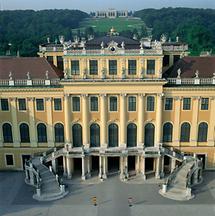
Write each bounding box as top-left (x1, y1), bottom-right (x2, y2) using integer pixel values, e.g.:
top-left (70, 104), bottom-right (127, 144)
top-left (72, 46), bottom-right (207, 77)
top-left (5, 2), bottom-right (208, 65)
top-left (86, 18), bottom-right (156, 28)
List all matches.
top-left (167, 78), bottom-right (215, 85)
top-left (0, 79), bottom-right (61, 87)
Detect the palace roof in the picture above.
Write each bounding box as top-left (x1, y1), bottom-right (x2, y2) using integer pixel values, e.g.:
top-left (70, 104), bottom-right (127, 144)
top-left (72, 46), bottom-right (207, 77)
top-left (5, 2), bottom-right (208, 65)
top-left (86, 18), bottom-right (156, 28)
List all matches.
top-left (0, 57), bottom-right (63, 80)
top-left (163, 56), bottom-right (215, 78)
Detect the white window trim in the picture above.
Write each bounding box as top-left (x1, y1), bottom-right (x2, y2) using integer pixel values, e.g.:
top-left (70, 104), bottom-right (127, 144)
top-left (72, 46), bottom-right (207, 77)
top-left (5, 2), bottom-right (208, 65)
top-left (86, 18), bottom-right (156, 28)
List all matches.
top-left (127, 95), bottom-right (137, 112)
top-left (4, 153), bottom-right (15, 167)
top-left (17, 98), bottom-right (27, 112)
top-left (108, 96), bottom-right (118, 112)
top-left (35, 98), bottom-right (45, 112)
top-left (71, 96), bottom-right (81, 113)
top-left (53, 98), bottom-right (63, 112)
top-left (89, 96), bottom-right (99, 113)
top-left (0, 98), bottom-right (10, 112)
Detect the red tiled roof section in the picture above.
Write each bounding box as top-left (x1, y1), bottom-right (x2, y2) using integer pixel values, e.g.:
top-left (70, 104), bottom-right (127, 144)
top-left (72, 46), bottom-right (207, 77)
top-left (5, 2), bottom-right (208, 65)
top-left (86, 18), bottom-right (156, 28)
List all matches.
top-left (0, 57), bottom-right (64, 79)
top-left (164, 57), bottom-right (215, 78)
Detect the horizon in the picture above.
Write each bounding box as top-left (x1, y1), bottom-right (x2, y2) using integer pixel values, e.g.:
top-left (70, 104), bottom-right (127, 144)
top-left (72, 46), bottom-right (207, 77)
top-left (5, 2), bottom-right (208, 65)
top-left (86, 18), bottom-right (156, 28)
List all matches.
top-left (0, 0), bottom-right (215, 11)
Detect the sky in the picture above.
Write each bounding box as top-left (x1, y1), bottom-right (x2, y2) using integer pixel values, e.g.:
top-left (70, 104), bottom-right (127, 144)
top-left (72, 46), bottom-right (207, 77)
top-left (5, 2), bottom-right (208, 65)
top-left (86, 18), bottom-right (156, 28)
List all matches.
top-left (0, 0), bottom-right (215, 11)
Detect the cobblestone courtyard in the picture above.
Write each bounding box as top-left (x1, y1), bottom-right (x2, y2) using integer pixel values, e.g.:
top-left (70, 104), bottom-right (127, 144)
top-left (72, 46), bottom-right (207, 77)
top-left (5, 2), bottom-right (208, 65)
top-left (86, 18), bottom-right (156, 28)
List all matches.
top-left (0, 171), bottom-right (214, 216)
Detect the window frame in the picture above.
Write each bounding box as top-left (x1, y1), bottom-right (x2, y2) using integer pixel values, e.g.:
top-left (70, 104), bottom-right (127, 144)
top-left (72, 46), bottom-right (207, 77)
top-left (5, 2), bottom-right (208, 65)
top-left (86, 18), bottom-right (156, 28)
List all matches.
top-left (71, 60), bottom-right (80, 75)
top-left (128, 60), bottom-right (137, 75)
top-left (109, 96), bottom-right (118, 112)
top-left (19, 123), bottom-right (30, 143)
top-left (1, 98), bottom-right (9, 111)
top-left (18, 98), bottom-right (27, 111)
top-left (2, 123), bottom-right (13, 143)
top-left (37, 123), bottom-right (47, 143)
top-left (128, 96), bottom-right (137, 112)
top-left (72, 96), bottom-right (81, 112)
top-left (201, 98), bottom-right (209, 111)
top-left (90, 96), bottom-right (99, 112)
top-left (183, 98), bottom-right (191, 111)
top-left (109, 60), bottom-right (117, 75)
top-left (146, 59), bottom-right (155, 75)
top-left (89, 60), bottom-right (98, 75)
top-left (197, 122), bottom-right (208, 142)
top-left (180, 122), bottom-right (191, 142)
top-left (53, 98), bottom-right (62, 111)
top-left (164, 98), bottom-right (173, 111)
top-left (54, 123), bottom-right (65, 143)
top-left (146, 96), bottom-right (155, 112)
top-left (5, 154), bottom-right (15, 167)
top-left (36, 99), bottom-right (45, 111)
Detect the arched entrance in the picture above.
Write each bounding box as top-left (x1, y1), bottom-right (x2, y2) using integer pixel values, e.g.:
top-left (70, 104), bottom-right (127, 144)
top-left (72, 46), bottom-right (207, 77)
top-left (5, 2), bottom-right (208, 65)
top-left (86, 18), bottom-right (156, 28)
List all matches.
top-left (144, 123), bottom-right (155, 147)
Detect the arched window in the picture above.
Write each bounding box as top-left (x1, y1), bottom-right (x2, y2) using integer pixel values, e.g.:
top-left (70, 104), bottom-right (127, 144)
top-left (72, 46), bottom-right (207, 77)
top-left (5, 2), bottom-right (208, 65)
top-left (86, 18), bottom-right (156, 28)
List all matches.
top-left (180, 122), bottom-right (191, 142)
top-left (127, 123), bottom-right (137, 147)
top-left (72, 124), bottom-right (82, 147)
top-left (54, 123), bottom-right (64, 143)
top-left (37, 123), bottom-right (47, 143)
top-left (20, 123), bottom-right (30, 143)
top-left (198, 122), bottom-right (208, 142)
top-left (90, 123), bottom-right (100, 147)
top-left (144, 123), bottom-right (155, 147)
top-left (108, 123), bottom-right (118, 147)
top-left (2, 123), bottom-right (13, 143)
top-left (163, 122), bottom-right (173, 142)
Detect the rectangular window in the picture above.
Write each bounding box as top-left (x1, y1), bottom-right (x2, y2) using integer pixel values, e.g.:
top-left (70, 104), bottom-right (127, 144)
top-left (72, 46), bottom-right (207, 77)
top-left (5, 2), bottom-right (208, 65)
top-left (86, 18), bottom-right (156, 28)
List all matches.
top-left (183, 98), bottom-right (191, 110)
top-left (5, 154), bottom-right (14, 166)
top-left (57, 56), bottom-right (64, 71)
top-left (36, 99), bottom-right (44, 111)
top-left (109, 97), bottom-right (117, 112)
top-left (109, 60), bottom-right (117, 75)
top-left (128, 96), bottom-right (136, 111)
top-left (89, 60), bottom-right (98, 75)
top-left (147, 96), bottom-right (155, 111)
top-left (201, 98), bottom-right (209, 110)
top-left (147, 60), bottom-right (155, 75)
top-left (163, 55), bottom-right (170, 67)
top-left (71, 60), bottom-right (80, 75)
top-left (1, 99), bottom-right (9, 111)
top-left (18, 99), bottom-right (26, 111)
top-left (54, 98), bottom-right (62, 111)
top-left (72, 97), bottom-right (80, 112)
top-left (47, 56), bottom-right (53, 65)
top-left (90, 97), bottom-right (98, 112)
top-left (128, 60), bottom-right (137, 75)
top-left (165, 98), bottom-right (173, 111)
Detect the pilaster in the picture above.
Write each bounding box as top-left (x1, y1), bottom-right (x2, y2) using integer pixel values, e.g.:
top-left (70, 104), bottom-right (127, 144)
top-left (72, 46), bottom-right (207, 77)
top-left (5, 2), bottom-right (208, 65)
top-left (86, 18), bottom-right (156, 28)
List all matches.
top-left (173, 97), bottom-right (181, 146)
top-left (156, 94), bottom-right (163, 146)
top-left (138, 94), bottom-right (145, 147)
top-left (100, 94), bottom-right (107, 148)
top-left (208, 97), bottom-right (215, 146)
top-left (64, 94), bottom-right (71, 144)
top-left (82, 94), bottom-right (89, 148)
top-left (27, 97), bottom-right (37, 147)
top-left (120, 93), bottom-right (127, 147)
top-left (46, 97), bottom-right (54, 147)
top-left (10, 98), bottom-right (20, 147)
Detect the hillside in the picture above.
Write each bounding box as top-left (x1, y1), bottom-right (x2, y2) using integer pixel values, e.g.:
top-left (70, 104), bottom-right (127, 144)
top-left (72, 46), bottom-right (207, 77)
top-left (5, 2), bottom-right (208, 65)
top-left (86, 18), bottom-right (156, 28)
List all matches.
top-left (134, 8), bottom-right (215, 55)
top-left (0, 10), bottom-right (89, 56)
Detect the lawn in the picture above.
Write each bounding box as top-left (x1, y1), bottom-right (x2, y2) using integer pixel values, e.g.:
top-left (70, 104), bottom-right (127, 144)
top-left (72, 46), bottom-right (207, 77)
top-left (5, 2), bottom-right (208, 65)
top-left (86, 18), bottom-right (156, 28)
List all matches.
top-left (75, 17), bottom-right (147, 33)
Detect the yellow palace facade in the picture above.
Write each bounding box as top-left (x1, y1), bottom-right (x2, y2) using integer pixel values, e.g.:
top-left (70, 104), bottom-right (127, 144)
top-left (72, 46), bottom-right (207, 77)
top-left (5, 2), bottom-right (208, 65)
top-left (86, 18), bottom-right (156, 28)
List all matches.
top-left (0, 31), bottom-right (214, 181)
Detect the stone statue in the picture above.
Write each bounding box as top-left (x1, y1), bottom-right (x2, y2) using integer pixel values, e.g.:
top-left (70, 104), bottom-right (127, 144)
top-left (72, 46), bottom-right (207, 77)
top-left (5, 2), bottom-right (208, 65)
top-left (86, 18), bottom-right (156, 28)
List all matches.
top-left (177, 68), bottom-right (181, 79)
top-left (101, 41), bottom-right (104, 49)
top-left (140, 41), bottom-right (144, 50)
top-left (121, 41), bottom-right (125, 49)
top-left (195, 70), bottom-right (199, 78)
top-left (160, 34), bottom-right (167, 43)
top-left (45, 71), bottom-right (49, 80)
top-left (27, 72), bottom-right (31, 80)
top-left (9, 71), bottom-right (13, 80)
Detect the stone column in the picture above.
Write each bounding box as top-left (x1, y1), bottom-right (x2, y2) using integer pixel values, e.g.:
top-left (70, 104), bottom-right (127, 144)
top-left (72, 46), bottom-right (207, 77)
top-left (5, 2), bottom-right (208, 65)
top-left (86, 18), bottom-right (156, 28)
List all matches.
top-left (87, 156), bottom-right (91, 178)
top-left (124, 156), bottom-right (128, 178)
top-left (100, 94), bottom-right (107, 148)
top-left (82, 94), bottom-right (89, 148)
top-left (28, 98), bottom-right (37, 147)
top-left (171, 158), bottom-right (176, 172)
top-left (99, 156), bottom-right (103, 178)
top-left (208, 97), bottom-right (215, 146)
top-left (156, 94), bottom-right (163, 146)
top-left (120, 94), bottom-right (127, 147)
top-left (51, 152), bottom-right (57, 173)
top-left (141, 156), bottom-right (146, 180)
top-left (160, 156), bottom-right (165, 178)
top-left (135, 156), bottom-right (140, 173)
top-left (63, 156), bottom-right (67, 177)
top-left (46, 97), bottom-right (54, 147)
top-left (10, 98), bottom-right (20, 147)
top-left (81, 156), bottom-right (86, 180)
top-left (67, 157), bottom-right (72, 179)
top-left (120, 156), bottom-right (124, 178)
top-left (191, 97), bottom-right (199, 146)
top-left (173, 97), bottom-right (181, 146)
top-left (138, 94), bottom-right (145, 147)
top-left (64, 94), bottom-right (71, 144)
top-left (102, 156), bottom-right (107, 179)
top-left (155, 157), bottom-right (160, 179)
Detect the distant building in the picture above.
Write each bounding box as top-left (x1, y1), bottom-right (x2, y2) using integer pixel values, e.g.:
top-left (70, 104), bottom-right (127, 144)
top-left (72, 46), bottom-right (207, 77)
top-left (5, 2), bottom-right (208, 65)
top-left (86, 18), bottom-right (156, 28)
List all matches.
top-left (91, 9), bottom-right (130, 19)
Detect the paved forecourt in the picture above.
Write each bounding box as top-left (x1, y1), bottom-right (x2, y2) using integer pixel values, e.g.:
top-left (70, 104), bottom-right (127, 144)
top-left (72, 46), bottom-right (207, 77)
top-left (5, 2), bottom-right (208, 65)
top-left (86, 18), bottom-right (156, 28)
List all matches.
top-left (0, 171), bottom-right (214, 216)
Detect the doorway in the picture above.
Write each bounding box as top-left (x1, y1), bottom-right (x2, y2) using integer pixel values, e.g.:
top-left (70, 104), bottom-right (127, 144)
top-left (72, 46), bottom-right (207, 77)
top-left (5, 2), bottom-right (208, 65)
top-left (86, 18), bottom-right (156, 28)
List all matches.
top-left (108, 157), bottom-right (120, 174)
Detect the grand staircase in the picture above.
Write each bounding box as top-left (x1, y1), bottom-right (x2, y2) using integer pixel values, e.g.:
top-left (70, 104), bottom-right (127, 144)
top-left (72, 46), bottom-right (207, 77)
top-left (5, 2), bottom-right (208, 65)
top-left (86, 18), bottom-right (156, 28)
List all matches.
top-left (159, 157), bottom-right (203, 201)
top-left (25, 151), bottom-right (68, 201)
